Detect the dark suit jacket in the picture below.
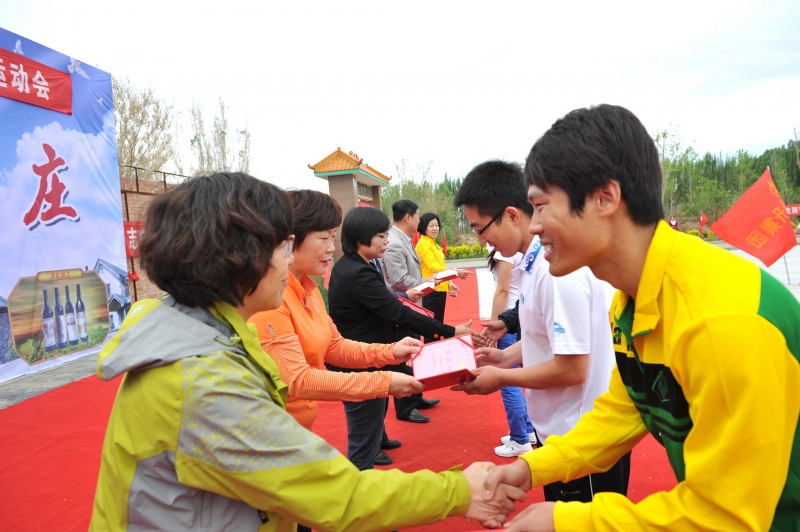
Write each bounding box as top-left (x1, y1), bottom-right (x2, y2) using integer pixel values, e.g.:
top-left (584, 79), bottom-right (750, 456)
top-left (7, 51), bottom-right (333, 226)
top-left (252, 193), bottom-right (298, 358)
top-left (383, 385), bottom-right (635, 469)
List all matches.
top-left (327, 253), bottom-right (455, 372)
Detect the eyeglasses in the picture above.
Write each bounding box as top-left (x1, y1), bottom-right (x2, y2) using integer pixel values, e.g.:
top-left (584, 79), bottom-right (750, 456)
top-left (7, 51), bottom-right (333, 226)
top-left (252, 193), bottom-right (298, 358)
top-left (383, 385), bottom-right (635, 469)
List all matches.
top-left (284, 235), bottom-right (296, 256)
top-left (375, 232), bottom-right (390, 242)
top-left (472, 211), bottom-right (504, 236)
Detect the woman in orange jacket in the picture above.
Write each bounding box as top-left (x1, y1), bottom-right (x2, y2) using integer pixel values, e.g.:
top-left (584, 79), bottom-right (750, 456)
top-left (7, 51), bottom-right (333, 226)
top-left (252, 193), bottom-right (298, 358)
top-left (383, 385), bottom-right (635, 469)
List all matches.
top-left (248, 190), bottom-right (424, 433)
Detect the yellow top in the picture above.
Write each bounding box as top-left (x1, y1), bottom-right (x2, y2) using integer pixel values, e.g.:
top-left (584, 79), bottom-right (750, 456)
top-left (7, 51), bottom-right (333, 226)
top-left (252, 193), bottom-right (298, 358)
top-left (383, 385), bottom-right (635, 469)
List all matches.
top-left (520, 221), bottom-right (800, 531)
top-left (415, 235), bottom-right (448, 292)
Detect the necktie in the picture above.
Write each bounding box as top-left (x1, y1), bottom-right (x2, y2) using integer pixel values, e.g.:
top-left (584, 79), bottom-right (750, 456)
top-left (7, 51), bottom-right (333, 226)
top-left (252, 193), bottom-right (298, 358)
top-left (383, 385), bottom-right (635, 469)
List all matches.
top-left (371, 259), bottom-right (383, 277)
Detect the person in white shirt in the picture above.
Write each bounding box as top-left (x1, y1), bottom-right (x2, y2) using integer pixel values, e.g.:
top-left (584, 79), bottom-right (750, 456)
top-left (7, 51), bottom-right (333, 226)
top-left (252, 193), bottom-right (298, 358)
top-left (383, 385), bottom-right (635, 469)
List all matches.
top-left (452, 160), bottom-right (630, 503)
top-left (488, 249), bottom-right (536, 457)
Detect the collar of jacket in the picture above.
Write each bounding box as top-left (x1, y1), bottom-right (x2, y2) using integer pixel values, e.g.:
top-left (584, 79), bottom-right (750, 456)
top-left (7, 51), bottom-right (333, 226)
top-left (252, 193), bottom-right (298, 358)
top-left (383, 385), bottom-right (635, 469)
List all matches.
top-left (287, 271), bottom-right (318, 302)
top-left (419, 234), bottom-right (442, 250)
top-left (210, 301), bottom-right (289, 408)
top-left (391, 224), bottom-right (413, 240)
top-left (626, 220), bottom-right (675, 338)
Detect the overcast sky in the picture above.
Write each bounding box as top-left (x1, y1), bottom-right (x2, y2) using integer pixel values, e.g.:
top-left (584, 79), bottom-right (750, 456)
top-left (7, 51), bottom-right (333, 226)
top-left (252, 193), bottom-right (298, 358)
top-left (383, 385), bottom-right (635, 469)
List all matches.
top-left (2, 0), bottom-right (798, 191)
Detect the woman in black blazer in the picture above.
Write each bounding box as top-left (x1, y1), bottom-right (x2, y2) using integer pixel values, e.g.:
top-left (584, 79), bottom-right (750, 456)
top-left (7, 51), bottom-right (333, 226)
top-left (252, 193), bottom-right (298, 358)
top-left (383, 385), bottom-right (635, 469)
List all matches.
top-left (328, 207), bottom-right (479, 470)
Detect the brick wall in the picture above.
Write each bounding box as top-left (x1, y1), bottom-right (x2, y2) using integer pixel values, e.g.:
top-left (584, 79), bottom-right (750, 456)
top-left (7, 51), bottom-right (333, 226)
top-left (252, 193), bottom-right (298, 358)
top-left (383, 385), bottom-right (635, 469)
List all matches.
top-left (121, 179), bottom-right (173, 302)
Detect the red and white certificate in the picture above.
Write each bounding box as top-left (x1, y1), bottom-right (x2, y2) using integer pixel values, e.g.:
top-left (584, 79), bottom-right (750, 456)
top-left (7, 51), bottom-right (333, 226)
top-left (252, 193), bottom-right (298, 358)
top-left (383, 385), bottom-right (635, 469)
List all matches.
top-left (433, 268), bottom-right (459, 282)
top-left (412, 334), bottom-right (476, 390)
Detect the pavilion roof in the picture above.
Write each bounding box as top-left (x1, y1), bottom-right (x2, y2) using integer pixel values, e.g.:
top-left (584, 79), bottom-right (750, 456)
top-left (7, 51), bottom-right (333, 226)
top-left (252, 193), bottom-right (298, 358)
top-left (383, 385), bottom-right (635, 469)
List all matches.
top-left (308, 148), bottom-right (392, 185)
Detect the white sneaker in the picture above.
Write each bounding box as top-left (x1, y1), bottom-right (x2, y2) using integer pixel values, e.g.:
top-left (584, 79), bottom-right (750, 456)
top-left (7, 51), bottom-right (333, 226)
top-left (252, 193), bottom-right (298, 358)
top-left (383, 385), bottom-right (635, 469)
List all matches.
top-left (500, 433), bottom-right (537, 446)
top-left (494, 440), bottom-right (533, 458)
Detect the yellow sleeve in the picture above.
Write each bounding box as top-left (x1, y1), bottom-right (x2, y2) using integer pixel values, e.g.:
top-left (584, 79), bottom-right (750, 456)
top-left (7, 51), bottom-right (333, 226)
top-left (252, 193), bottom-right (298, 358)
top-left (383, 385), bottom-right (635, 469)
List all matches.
top-left (175, 353), bottom-right (470, 530)
top-left (550, 314), bottom-right (800, 532)
top-left (521, 365), bottom-right (648, 488)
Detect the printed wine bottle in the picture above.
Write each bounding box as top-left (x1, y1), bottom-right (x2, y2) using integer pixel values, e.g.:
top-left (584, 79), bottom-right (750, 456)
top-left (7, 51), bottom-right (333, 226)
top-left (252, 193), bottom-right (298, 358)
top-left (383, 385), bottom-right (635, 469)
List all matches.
top-left (54, 287), bottom-right (67, 349)
top-left (76, 284), bottom-right (88, 343)
top-left (42, 289), bottom-right (56, 352)
top-left (65, 285), bottom-right (78, 346)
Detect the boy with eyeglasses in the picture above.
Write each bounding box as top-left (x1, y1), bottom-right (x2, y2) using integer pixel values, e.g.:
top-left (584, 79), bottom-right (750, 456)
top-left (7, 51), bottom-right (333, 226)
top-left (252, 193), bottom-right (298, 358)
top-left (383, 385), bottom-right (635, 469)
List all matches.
top-left (452, 160), bottom-right (630, 503)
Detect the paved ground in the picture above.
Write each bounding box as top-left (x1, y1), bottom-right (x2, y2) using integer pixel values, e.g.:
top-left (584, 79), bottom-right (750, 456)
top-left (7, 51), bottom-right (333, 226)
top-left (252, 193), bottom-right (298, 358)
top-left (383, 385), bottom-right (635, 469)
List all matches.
top-left (2, 242), bottom-right (798, 409)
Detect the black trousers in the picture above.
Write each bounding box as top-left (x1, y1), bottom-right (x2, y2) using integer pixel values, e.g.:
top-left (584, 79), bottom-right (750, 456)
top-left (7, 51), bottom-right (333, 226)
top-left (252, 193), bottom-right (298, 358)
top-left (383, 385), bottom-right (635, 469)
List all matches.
top-left (421, 291), bottom-right (447, 343)
top-left (536, 436), bottom-right (631, 502)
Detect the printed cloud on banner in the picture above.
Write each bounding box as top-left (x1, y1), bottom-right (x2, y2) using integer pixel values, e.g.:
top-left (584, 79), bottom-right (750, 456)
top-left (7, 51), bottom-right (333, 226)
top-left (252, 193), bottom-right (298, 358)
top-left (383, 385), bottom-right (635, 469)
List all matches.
top-left (0, 111), bottom-right (124, 298)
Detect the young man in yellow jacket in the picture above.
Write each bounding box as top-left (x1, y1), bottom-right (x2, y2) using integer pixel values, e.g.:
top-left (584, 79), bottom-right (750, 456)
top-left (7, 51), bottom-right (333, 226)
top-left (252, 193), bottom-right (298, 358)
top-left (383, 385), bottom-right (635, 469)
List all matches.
top-left (483, 104), bottom-right (800, 531)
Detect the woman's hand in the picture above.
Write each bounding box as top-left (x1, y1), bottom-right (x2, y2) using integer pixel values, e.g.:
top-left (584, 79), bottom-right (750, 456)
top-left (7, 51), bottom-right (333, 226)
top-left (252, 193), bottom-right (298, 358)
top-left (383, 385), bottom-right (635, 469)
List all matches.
top-left (454, 320), bottom-right (489, 348)
top-left (392, 336), bottom-right (422, 363)
top-left (388, 373), bottom-right (425, 398)
top-left (448, 282), bottom-right (460, 297)
top-left (457, 268), bottom-right (472, 280)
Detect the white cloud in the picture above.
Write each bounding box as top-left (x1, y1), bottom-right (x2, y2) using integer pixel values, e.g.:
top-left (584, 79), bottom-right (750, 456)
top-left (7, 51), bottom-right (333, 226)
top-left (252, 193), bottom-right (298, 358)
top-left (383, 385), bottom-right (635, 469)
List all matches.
top-left (0, 111), bottom-right (125, 297)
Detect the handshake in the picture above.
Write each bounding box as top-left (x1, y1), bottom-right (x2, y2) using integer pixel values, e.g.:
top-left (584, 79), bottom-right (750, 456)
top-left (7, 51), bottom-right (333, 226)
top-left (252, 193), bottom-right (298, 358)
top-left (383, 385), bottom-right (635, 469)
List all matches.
top-left (462, 459), bottom-right (555, 531)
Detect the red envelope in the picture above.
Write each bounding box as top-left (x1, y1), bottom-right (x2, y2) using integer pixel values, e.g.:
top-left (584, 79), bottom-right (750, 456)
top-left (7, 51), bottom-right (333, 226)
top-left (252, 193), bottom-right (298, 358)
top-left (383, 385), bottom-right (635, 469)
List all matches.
top-left (412, 334), bottom-right (477, 390)
top-left (397, 295), bottom-right (435, 318)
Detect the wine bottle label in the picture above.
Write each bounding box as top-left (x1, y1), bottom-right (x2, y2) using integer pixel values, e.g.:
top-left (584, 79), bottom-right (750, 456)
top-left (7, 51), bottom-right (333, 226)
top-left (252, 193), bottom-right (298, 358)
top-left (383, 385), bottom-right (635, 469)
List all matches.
top-left (43, 317), bottom-right (56, 348)
top-left (66, 312), bottom-right (78, 342)
top-left (56, 315), bottom-right (67, 345)
top-left (77, 311), bottom-right (88, 340)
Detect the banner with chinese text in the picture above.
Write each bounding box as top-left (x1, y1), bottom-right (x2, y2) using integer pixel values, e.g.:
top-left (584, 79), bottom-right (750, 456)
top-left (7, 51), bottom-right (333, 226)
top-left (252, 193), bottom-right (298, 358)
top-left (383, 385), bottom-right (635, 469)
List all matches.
top-left (0, 28), bottom-right (127, 383)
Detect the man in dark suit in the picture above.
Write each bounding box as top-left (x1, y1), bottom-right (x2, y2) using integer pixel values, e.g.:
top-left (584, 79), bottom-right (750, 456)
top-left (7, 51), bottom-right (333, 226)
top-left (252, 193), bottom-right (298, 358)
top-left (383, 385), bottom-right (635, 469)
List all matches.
top-left (379, 200), bottom-right (441, 423)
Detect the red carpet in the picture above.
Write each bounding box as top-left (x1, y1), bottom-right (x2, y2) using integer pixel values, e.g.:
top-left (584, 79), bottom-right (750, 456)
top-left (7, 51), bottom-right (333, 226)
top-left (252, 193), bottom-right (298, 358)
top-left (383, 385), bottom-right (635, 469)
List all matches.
top-left (0, 269), bottom-right (676, 531)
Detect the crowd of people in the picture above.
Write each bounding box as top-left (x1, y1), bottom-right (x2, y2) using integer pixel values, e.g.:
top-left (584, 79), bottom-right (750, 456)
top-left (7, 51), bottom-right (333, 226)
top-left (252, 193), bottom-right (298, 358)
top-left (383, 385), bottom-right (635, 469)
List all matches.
top-left (89, 104), bottom-right (799, 531)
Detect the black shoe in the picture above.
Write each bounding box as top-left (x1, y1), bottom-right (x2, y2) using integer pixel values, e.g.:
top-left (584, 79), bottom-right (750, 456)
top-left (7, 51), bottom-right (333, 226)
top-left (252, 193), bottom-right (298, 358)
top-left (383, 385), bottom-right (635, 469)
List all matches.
top-left (381, 439), bottom-right (402, 450)
top-left (374, 451), bottom-right (393, 466)
top-left (417, 396), bottom-right (440, 409)
top-left (397, 408), bottom-right (430, 423)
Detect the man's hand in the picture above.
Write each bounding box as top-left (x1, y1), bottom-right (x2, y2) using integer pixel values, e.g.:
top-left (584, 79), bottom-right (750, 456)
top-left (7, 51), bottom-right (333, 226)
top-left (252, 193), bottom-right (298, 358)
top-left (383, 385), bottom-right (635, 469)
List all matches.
top-left (448, 282), bottom-right (461, 297)
top-left (451, 366), bottom-right (505, 395)
top-left (405, 289), bottom-right (424, 303)
top-left (457, 268), bottom-right (472, 280)
top-left (475, 347), bottom-right (511, 368)
top-left (504, 502), bottom-right (556, 532)
top-left (392, 337), bottom-right (422, 363)
top-left (462, 462), bottom-right (527, 528)
top-left (388, 373), bottom-right (425, 398)
top-left (480, 320), bottom-right (508, 342)
top-left (483, 458), bottom-right (532, 499)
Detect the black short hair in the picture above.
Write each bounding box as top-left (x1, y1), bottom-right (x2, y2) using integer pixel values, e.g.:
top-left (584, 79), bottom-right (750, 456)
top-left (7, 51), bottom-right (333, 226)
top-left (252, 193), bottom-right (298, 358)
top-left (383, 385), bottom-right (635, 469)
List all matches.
top-left (341, 207), bottom-right (390, 254)
top-left (287, 190), bottom-right (342, 249)
top-left (417, 212), bottom-right (441, 236)
top-left (392, 199), bottom-right (419, 222)
top-left (140, 172), bottom-right (292, 308)
top-left (524, 104), bottom-right (663, 224)
top-left (453, 160), bottom-right (533, 217)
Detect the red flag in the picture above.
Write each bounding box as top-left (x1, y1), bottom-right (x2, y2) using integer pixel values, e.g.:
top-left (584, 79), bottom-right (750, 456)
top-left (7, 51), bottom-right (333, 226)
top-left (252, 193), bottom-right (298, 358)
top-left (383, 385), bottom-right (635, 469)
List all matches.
top-left (441, 227), bottom-right (448, 255)
top-left (699, 211), bottom-right (708, 234)
top-left (710, 168), bottom-right (796, 267)
top-left (412, 231), bottom-right (420, 248)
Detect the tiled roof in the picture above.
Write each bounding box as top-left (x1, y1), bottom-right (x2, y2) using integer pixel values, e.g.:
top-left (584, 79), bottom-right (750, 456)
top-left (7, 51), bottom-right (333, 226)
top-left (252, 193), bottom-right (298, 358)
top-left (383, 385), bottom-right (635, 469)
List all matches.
top-left (309, 148), bottom-right (392, 183)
